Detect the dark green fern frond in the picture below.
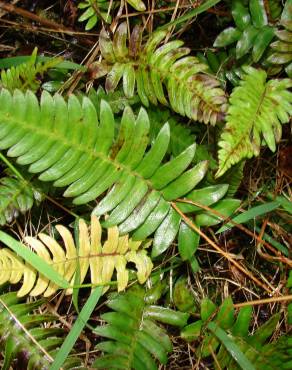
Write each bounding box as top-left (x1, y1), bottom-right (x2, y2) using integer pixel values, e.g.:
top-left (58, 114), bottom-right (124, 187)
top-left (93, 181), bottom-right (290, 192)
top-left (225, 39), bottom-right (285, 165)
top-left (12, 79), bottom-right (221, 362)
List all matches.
top-left (267, 0), bottom-right (292, 77)
top-left (0, 88), bottom-right (238, 258)
top-left (0, 292), bottom-right (84, 369)
top-left (0, 175), bottom-right (42, 225)
top-left (181, 296), bottom-right (292, 370)
top-left (94, 23), bottom-right (227, 125)
top-left (216, 66), bottom-right (292, 177)
top-left (0, 48), bottom-right (61, 92)
top-left (93, 285), bottom-right (189, 369)
top-left (214, 0), bottom-right (275, 63)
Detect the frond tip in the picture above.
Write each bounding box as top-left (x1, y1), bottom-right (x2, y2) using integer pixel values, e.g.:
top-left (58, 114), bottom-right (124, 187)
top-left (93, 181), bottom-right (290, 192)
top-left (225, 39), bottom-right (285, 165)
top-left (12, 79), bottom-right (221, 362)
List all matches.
top-left (0, 216), bottom-right (153, 297)
top-left (216, 66), bottom-right (292, 177)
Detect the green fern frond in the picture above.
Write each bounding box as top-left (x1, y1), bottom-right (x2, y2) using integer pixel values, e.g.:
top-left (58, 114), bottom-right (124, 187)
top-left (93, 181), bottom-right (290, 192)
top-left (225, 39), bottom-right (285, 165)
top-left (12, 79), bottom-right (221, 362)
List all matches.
top-left (93, 285), bottom-right (189, 369)
top-left (0, 215), bottom-right (153, 297)
top-left (0, 48), bottom-right (61, 92)
top-left (267, 0), bottom-right (292, 77)
top-left (214, 0), bottom-right (275, 63)
top-left (0, 175), bottom-right (42, 225)
top-left (0, 88), bottom-right (230, 257)
top-left (181, 296), bottom-right (292, 369)
top-left (94, 23), bottom-right (227, 125)
top-left (216, 66), bottom-right (292, 177)
top-left (0, 292), bottom-right (84, 369)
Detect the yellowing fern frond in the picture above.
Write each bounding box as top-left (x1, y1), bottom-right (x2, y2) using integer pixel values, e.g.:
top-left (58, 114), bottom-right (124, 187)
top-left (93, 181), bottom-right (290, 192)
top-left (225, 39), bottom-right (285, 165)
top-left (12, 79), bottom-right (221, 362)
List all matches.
top-left (0, 216), bottom-right (153, 297)
top-left (216, 66), bottom-right (292, 177)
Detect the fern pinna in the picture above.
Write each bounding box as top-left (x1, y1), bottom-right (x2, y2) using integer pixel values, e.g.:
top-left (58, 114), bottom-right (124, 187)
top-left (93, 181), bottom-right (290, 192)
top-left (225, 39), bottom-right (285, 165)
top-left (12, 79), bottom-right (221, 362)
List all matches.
top-left (92, 23), bottom-right (228, 125)
top-left (0, 88), bottom-right (237, 259)
top-left (93, 285), bottom-right (189, 369)
top-left (0, 292), bottom-right (84, 369)
top-left (0, 215), bottom-right (153, 297)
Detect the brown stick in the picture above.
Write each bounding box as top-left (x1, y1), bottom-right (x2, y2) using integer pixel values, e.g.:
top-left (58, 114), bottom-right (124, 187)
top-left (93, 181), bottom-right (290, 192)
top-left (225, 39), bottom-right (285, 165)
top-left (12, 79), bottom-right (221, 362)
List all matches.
top-left (0, 1), bottom-right (94, 47)
top-left (171, 202), bottom-right (274, 294)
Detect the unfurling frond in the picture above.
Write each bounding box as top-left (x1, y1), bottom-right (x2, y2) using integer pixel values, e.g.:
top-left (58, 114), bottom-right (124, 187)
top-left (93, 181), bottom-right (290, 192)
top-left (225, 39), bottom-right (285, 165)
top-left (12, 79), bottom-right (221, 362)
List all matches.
top-left (216, 66), bottom-right (292, 177)
top-left (0, 216), bottom-right (153, 297)
top-left (92, 23), bottom-right (227, 125)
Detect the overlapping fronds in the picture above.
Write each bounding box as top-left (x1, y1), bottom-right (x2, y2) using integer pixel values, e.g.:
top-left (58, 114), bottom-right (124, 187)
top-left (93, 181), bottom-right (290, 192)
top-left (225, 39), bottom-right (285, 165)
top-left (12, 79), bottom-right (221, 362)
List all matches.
top-left (0, 215), bottom-right (153, 297)
top-left (0, 47), bottom-right (61, 92)
top-left (93, 285), bottom-right (189, 369)
top-left (93, 22), bottom-right (227, 124)
top-left (216, 66), bottom-right (292, 177)
top-left (0, 292), bottom-right (84, 369)
top-left (214, 0), bottom-right (275, 63)
top-left (0, 175), bottom-right (42, 225)
top-left (0, 88), bottom-right (236, 257)
top-left (181, 296), bottom-right (292, 369)
top-left (267, 0), bottom-right (292, 77)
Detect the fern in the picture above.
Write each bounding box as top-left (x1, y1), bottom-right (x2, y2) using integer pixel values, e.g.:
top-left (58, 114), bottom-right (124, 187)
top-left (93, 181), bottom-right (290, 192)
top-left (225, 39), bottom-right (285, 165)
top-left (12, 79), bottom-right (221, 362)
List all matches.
top-left (267, 0), bottom-right (292, 77)
top-left (0, 48), bottom-right (61, 92)
top-left (0, 291), bottom-right (84, 369)
top-left (216, 66), bottom-right (292, 177)
top-left (181, 296), bottom-right (292, 369)
top-left (0, 174), bottom-right (42, 225)
top-left (0, 88), bottom-right (240, 258)
top-left (0, 215), bottom-right (152, 297)
top-left (94, 23), bottom-right (227, 125)
top-left (93, 285), bottom-right (189, 369)
top-left (214, 0), bottom-right (275, 63)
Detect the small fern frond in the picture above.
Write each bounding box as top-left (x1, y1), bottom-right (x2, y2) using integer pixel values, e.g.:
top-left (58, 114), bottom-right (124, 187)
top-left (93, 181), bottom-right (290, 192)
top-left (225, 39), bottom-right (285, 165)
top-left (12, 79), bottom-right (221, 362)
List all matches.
top-left (0, 215), bottom-right (153, 297)
top-left (216, 66), bottom-right (292, 177)
top-left (181, 296), bottom-right (292, 370)
top-left (94, 23), bottom-right (227, 125)
top-left (0, 48), bottom-right (61, 92)
top-left (0, 175), bottom-right (41, 225)
top-left (0, 292), bottom-right (84, 369)
top-left (93, 285), bottom-right (189, 369)
top-left (267, 0), bottom-right (292, 77)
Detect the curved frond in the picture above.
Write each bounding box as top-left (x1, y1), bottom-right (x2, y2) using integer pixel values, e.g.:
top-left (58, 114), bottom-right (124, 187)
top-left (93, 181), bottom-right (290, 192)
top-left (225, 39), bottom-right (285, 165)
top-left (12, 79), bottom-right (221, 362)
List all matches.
top-left (0, 88), bottom-right (229, 256)
top-left (93, 23), bottom-right (227, 125)
top-left (0, 215), bottom-right (153, 297)
top-left (216, 66), bottom-right (292, 177)
top-left (0, 292), bottom-right (84, 369)
top-left (93, 285), bottom-right (189, 370)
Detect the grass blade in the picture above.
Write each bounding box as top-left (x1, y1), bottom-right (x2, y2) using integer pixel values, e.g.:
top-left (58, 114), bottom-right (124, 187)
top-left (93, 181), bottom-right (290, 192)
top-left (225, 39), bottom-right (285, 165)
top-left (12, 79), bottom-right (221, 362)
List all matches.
top-left (159, 0), bottom-right (223, 30)
top-left (207, 322), bottom-right (256, 370)
top-left (50, 287), bottom-right (103, 370)
top-left (217, 201), bottom-right (281, 233)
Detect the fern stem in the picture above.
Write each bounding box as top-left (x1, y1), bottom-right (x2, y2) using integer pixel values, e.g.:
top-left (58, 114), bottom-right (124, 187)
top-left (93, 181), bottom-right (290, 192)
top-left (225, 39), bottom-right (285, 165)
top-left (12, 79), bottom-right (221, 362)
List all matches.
top-left (0, 152), bottom-right (25, 180)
